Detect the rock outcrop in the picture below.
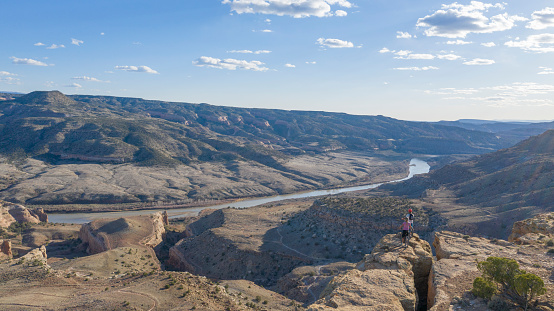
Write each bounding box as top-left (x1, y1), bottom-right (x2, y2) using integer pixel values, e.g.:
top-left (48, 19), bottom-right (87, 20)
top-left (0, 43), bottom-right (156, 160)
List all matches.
top-left (509, 212), bottom-right (554, 244)
top-left (428, 230), bottom-right (554, 310)
top-left (309, 233), bottom-right (432, 311)
top-left (0, 240), bottom-right (12, 259)
top-left (0, 200), bottom-right (48, 227)
top-left (79, 212), bottom-right (166, 255)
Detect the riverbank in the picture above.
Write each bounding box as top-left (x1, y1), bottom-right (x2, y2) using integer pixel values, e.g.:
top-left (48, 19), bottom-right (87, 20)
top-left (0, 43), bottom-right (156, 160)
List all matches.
top-left (47, 158), bottom-right (430, 224)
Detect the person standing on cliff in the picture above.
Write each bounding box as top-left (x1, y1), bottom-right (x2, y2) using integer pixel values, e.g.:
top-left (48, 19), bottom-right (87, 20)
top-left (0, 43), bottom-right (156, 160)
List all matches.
top-left (406, 208), bottom-right (414, 237)
top-left (399, 217), bottom-right (412, 247)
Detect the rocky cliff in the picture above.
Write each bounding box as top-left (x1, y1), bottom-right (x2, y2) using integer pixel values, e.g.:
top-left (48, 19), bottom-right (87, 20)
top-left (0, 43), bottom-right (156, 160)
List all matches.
top-left (428, 230), bottom-right (554, 310)
top-left (0, 200), bottom-right (48, 228)
top-left (0, 239), bottom-right (12, 259)
top-left (79, 212), bottom-right (166, 255)
top-left (309, 233), bottom-right (432, 311)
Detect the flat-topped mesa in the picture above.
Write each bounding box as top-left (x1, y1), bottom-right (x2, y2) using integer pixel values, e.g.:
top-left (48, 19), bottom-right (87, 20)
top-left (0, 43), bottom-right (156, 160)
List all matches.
top-left (79, 212), bottom-right (166, 255)
top-left (310, 233), bottom-right (432, 311)
top-left (0, 200), bottom-right (48, 228)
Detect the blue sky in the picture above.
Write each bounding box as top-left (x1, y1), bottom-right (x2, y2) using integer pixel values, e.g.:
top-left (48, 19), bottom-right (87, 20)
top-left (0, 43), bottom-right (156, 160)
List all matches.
top-left (2, 0), bottom-right (554, 121)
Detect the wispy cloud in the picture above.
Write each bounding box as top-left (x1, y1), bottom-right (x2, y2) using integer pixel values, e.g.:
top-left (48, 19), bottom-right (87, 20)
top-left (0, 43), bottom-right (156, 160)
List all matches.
top-left (396, 31), bottom-right (412, 39)
top-left (538, 67), bottom-right (554, 75)
top-left (193, 56), bottom-right (269, 71)
top-left (72, 76), bottom-right (109, 83)
top-left (306, 61), bottom-right (317, 64)
top-left (71, 38), bottom-right (84, 46)
top-left (505, 33), bottom-right (554, 53)
top-left (34, 42), bottom-right (45, 46)
top-left (227, 50), bottom-right (272, 54)
top-left (46, 44), bottom-right (65, 49)
top-left (335, 10), bottom-right (347, 17)
top-left (463, 58), bottom-right (495, 65)
top-left (446, 40), bottom-right (472, 45)
top-left (10, 56), bottom-right (49, 66)
top-left (437, 54), bottom-right (462, 60)
top-left (115, 65), bottom-right (159, 74)
top-left (527, 7), bottom-right (554, 30)
top-left (417, 2), bottom-right (527, 38)
top-left (0, 72), bottom-right (20, 84)
top-left (64, 83), bottom-right (82, 88)
top-left (317, 38), bottom-right (354, 48)
top-left (223, 0), bottom-right (352, 18)
top-left (481, 42), bottom-right (496, 47)
top-left (285, 63), bottom-right (296, 68)
top-left (394, 66), bottom-right (439, 71)
top-left (426, 83), bottom-right (554, 107)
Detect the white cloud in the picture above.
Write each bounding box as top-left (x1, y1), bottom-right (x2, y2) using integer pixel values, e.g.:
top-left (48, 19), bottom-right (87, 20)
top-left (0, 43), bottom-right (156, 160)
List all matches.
top-left (446, 40), bottom-right (472, 45)
top-left (10, 56), bottom-right (48, 66)
top-left (481, 42), bottom-right (496, 47)
top-left (335, 10), bottom-right (347, 17)
top-left (193, 56), bottom-right (269, 71)
top-left (0, 71), bottom-right (16, 76)
top-left (0, 77), bottom-right (20, 84)
top-left (379, 47), bottom-right (392, 53)
top-left (100, 32), bottom-right (105, 36)
top-left (437, 54), bottom-right (462, 60)
top-left (392, 50), bottom-right (434, 59)
top-left (228, 50), bottom-right (272, 54)
top-left (223, 0), bottom-right (352, 18)
top-left (64, 83), bottom-right (82, 88)
top-left (265, 19), bottom-right (272, 23)
top-left (115, 65), bottom-right (159, 74)
top-left (396, 31), bottom-right (412, 39)
top-left (306, 61), bottom-right (317, 64)
top-left (463, 58), bottom-right (495, 65)
top-left (426, 82), bottom-right (554, 107)
top-left (72, 76), bottom-right (108, 82)
top-left (285, 63), bottom-right (296, 68)
top-left (505, 33), bottom-right (554, 53)
top-left (538, 67), bottom-right (554, 75)
top-left (261, 29), bottom-right (273, 33)
top-left (71, 38), bottom-right (84, 46)
top-left (34, 42), bottom-right (45, 46)
top-left (527, 7), bottom-right (554, 30)
top-left (417, 1), bottom-right (527, 38)
top-left (394, 66), bottom-right (439, 71)
top-left (317, 38), bottom-right (354, 48)
top-left (46, 44), bottom-right (65, 49)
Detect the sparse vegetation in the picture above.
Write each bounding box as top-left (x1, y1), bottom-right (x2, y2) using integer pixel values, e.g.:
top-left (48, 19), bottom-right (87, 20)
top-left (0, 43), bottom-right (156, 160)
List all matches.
top-left (473, 256), bottom-right (547, 311)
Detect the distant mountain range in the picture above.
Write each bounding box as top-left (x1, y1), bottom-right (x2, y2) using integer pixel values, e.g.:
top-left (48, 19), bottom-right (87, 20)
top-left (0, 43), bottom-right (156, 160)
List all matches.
top-left (1, 91), bottom-right (547, 166)
top-left (0, 91), bottom-right (552, 207)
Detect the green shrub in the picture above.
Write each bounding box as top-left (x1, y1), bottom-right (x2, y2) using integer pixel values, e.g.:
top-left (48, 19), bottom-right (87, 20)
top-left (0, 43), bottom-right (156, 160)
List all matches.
top-left (474, 256), bottom-right (546, 311)
top-left (487, 296), bottom-right (510, 311)
top-left (513, 272), bottom-right (547, 311)
top-left (472, 277), bottom-right (497, 299)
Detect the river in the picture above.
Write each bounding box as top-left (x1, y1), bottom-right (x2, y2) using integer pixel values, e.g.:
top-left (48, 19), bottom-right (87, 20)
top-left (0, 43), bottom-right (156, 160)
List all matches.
top-left (48, 158), bottom-right (430, 224)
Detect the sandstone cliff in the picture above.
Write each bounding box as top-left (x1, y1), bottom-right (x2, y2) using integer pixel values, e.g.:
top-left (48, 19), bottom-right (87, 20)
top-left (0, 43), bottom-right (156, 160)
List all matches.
top-left (428, 230), bottom-right (554, 310)
top-left (79, 212), bottom-right (166, 255)
top-left (0, 239), bottom-right (12, 259)
top-left (309, 233), bottom-right (432, 311)
top-left (0, 200), bottom-right (48, 227)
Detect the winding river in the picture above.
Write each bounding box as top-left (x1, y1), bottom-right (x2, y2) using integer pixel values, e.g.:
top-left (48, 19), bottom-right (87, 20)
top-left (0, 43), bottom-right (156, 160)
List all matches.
top-left (48, 158), bottom-right (430, 224)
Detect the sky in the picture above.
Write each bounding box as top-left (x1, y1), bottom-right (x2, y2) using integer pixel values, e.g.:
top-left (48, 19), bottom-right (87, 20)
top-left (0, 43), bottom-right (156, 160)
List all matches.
top-left (2, 0), bottom-right (554, 121)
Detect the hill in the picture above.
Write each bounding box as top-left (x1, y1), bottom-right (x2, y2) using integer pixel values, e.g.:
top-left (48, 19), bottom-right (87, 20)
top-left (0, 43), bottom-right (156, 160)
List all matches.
top-left (0, 90), bottom-right (542, 207)
top-left (382, 129), bottom-right (554, 238)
